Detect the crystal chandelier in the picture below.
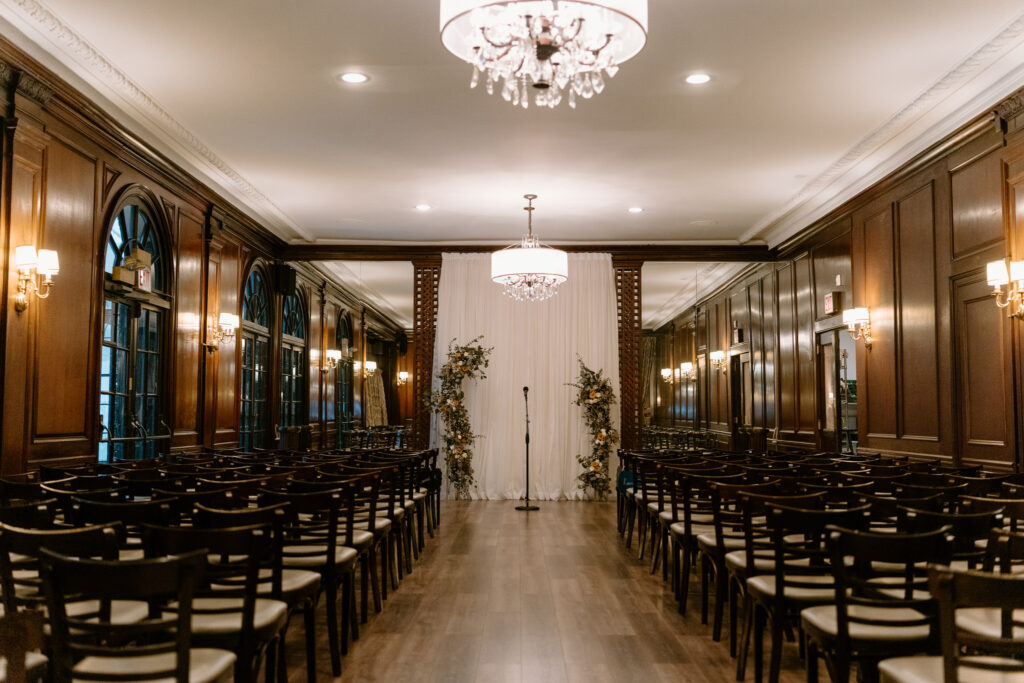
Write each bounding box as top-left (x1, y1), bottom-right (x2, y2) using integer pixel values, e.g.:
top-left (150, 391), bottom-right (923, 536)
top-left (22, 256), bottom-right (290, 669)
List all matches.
top-left (491, 194), bottom-right (568, 302)
top-left (440, 1), bottom-right (648, 109)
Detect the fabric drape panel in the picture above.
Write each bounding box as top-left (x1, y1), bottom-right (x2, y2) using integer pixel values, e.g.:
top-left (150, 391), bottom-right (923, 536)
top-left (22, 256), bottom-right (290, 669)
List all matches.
top-left (431, 252), bottom-right (620, 500)
top-left (641, 334), bottom-right (656, 425)
top-left (365, 370), bottom-right (388, 426)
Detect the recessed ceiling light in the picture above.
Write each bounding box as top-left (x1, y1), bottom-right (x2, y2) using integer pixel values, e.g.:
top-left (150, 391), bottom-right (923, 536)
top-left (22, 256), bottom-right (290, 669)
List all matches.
top-left (685, 73), bottom-right (711, 85)
top-left (628, 207), bottom-right (644, 213)
top-left (415, 204), bottom-right (431, 211)
top-left (338, 72), bottom-right (369, 84)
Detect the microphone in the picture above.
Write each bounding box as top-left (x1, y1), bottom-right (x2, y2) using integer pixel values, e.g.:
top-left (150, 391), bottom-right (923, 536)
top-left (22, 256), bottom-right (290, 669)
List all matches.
top-left (523, 386), bottom-right (529, 395)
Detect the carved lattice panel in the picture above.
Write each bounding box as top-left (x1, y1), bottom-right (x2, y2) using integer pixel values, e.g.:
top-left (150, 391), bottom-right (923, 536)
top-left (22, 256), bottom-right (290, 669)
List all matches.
top-left (615, 260), bottom-right (642, 450)
top-left (412, 259), bottom-right (441, 449)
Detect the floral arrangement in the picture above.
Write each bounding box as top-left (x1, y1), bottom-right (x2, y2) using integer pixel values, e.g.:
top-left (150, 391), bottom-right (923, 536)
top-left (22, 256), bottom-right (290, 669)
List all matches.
top-left (568, 357), bottom-right (619, 500)
top-left (425, 337), bottom-right (492, 499)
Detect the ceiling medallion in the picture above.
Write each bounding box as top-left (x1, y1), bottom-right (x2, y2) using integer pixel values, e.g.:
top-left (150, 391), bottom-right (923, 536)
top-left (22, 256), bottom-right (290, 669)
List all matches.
top-left (491, 194), bottom-right (568, 302)
top-left (440, 1), bottom-right (648, 109)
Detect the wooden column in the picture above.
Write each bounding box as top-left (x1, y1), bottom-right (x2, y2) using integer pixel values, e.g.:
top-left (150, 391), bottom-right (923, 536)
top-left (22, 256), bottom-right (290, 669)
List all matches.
top-left (614, 258), bottom-right (642, 450)
top-left (412, 257), bottom-right (441, 449)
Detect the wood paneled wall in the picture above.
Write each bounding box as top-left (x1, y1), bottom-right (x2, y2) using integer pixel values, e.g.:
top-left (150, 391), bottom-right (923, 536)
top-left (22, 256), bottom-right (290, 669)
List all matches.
top-left (648, 91), bottom-right (1024, 470)
top-left (0, 40), bottom-right (405, 474)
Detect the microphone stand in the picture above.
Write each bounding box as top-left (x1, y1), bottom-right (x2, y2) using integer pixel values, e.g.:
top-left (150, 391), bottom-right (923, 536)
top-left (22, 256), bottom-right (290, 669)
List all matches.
top-left (515, 386), bottom-right (539, 511)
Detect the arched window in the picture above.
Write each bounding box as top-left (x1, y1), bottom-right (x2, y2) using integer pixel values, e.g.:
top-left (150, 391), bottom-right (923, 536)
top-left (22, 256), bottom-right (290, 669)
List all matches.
top-left (240, 268), bottom-right (271, 451)
top-left (99, 200), bottom-right (170, 462)
top-left (280, 293), bottom-right (306, 429)
top-left (336, 313), bottom-right (355, 439)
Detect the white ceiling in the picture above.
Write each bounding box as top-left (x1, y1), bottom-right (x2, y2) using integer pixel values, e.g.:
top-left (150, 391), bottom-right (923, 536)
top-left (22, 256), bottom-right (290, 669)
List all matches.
top-left (2, 1), bottom-right (1024, 251)
top-left (641, 261), bottom-right (749, 329)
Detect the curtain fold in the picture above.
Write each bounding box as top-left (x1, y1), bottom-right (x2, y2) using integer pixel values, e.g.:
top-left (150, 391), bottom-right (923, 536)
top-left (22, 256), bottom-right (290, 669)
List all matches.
top-left (431, 252), bottom-right (620, 500)
top-left (365, 370), bottom-right (388, 427)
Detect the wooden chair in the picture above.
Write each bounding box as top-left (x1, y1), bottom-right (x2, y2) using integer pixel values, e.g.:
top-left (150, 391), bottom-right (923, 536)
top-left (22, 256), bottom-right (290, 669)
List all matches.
top-left (194, 502), bottom-right (322, 683)
top-left (897, 506), bottom-right (1002, 569)
top-left (742, 503), bottom-right (870, 683)
top-left (802, 526), bottom-right (953, 683)
top-left (143, 523), bottom-right (288, 683)
top-left (258, 488), bottom-right (357, 677)
top-left (39, 547), bottom-right (235, 683)
top-left (879, 566), bottom-right (1024, 683)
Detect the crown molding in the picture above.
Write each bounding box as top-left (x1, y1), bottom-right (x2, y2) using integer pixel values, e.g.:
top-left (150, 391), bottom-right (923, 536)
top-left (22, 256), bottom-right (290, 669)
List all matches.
top-left (745, 12), bottom-right (1024, 248)
top-left (0, 0), bottom-right (310, 241)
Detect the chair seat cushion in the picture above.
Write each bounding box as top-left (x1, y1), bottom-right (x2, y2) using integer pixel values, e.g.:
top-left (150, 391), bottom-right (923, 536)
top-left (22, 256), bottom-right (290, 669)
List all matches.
top-left (747, 574), bottom-right (835, 602)
top-left (282, 544), bottom-right (359, 569)
top-left (697, 533), bottom-right (745, 551)
top-left (188, 597), bottom-right (288, 637)
top-left (669, 522), bottom-right (714, 538)
top-left (726, 550), bottom-right (777, 574)
top-left (956, 608), bottom-right (1024, 639)
top-left (73, 647), bottom-right (235, 683)
top-left (802, 604), bottom-right (930, 641)
top-left (256, 568), bottom-right (321, 599)
top-left (879, 655), bottom-right (1024, 683)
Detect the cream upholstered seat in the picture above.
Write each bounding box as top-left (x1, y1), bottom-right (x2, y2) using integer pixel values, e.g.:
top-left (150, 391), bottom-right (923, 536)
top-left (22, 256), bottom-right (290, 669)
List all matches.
top-left (880, 655), bottom-right (1024, 682)
top-left (73, 648), bottom-right (235, 683)
top-left (802, 604), bottom-right (931, 641)
top-left (955, 608), bottom-right (1024, 638)
top-left (187, 596), bottom-right (288, 637)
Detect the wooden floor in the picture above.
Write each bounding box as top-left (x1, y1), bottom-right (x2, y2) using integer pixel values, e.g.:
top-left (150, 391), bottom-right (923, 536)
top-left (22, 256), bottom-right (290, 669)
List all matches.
top-left (284, 500), bottom-right (805, 682)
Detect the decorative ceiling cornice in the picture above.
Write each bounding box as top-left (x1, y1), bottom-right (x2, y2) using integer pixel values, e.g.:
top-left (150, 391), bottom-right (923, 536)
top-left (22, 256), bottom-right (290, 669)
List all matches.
top-left (0, 0), bottom-right (309, 240)
top-left (0, 57), bottom-right (51, 103)
top-left (745, 11), bottom-right (1024, 247)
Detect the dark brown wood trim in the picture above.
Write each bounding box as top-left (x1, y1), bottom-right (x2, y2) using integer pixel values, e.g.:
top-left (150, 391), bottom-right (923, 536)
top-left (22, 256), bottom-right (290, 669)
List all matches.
top-left (281, 243), bottom-right (773, 262)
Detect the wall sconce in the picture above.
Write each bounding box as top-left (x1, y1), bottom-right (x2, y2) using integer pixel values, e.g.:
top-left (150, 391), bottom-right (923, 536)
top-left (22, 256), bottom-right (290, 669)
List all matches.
top-left (397, 370), bottom-right (409, 386)
top-left (204, 312), bottom-right (239, 352)
top-left (842, 307), bottom-right (872, 349)
top-left (679, 362), bottom-right (696, 380)
top-left (986, 259), bottom-right (1024, 318)
top-left (709, 350), bottom-right (727, 372)
top-left (321, 349), bottom-right (342, 373)
top-left (660, 368), bottom-right (675, 384)
top-left (14, 246), bottom-right (59, 313)
top-left (354, 360), bottom-right (377, 377)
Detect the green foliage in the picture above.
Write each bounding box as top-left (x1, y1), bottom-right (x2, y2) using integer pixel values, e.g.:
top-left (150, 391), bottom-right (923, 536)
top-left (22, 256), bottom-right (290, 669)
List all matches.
top-left (568, 357), bottom-right (619, 500)
top-left (424, 337), bottom-right (492, 500)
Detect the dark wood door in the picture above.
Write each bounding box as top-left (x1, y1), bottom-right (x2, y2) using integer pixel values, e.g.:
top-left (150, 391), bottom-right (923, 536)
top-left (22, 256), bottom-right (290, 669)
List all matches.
top-left (816, 331), bottom-right (840, 454)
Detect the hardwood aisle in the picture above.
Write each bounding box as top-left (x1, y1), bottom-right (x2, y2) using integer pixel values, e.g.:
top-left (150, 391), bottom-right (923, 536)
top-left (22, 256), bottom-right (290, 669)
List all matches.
top-left (286, 500), bottom-right (805, 682)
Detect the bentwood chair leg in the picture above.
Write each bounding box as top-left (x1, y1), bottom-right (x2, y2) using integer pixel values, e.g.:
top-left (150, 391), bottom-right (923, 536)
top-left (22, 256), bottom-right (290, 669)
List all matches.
top-left (370, 544), bottom-right (383, 613)
top-left (303, 602), bottom-right (317, 683)
top-left (737, 595), bottom-right (753, 681)
top-left (326, 581), bottom-right (342, 677)
top-left (340, 571), bottom-right (351, 656)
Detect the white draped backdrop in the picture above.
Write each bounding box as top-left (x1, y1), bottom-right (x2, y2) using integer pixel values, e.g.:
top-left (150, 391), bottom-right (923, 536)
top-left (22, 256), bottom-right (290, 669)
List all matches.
top-left (431, 252), bottom-right (620, 500)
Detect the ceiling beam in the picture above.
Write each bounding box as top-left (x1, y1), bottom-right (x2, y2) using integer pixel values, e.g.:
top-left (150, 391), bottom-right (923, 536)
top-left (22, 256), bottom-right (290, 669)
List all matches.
top-left (282, 243), bottom-right (774, 263)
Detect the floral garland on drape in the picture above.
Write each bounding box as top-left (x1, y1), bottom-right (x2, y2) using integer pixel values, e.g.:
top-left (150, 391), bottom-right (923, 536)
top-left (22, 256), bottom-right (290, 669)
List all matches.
top-left (569, 358), bottom-right (619, 500)
top-left (425, 337), bottom-right (492, 500)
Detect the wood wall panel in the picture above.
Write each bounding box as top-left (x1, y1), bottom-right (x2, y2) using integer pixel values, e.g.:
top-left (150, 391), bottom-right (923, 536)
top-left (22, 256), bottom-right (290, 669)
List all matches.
top-left (794, 255), bottom-right (815, 434)
top-left (173, 209), bottom-right (203, 437)
top-left (951, 150), bottom-right (1004, 260)
top-left (954, 274), bottom-right (1014, 464)
top-left (776, 264), bottom-right (796, 435)
top-left (32, 139), bottom-right (96, 444)
top-left (861, 205), bottom-right (898, 439)
top-left (896, 183), bottom-right (940, 440)
top-left (215, 242), bottom-right (240, 443)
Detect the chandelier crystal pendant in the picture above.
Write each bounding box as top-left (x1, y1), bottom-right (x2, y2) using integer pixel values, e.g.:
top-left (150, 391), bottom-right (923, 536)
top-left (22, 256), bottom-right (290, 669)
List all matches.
top-left (491, 194), bottom-right (568, 302)
top-left (440, 0), bottom-right (648, 109)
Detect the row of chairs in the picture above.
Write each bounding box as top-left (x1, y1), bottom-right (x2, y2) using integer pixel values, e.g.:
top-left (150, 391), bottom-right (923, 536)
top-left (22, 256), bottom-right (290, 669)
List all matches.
top-left (0, 446), bottom-right (441, 682)
top-left (618, 448), bottom-right (1024, 683)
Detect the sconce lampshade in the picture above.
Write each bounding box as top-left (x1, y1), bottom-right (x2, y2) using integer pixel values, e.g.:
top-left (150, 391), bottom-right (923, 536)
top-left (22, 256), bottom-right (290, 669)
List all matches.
top-left (14, 245), bottom-right (37, 270)
top-left (680, 362), bottom-right (694, 374)
top-left (218, 312), bottom-right (240, 330)
top-left (37, 249), bottom-right (59, 276)
top-left (988, 260), bottom-right (1010, 286)
top-left (365, 360), bottom-right (378, 373)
